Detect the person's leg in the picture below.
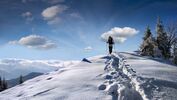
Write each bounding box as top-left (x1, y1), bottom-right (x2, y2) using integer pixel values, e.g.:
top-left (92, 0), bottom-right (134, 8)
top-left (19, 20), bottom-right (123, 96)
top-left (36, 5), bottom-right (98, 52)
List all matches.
top-left (109, 46), bottom-right (111, 54)
top-left (110, 46), bottom-right (112, 54)
top-left (109, 46), bottom-right (112, 54)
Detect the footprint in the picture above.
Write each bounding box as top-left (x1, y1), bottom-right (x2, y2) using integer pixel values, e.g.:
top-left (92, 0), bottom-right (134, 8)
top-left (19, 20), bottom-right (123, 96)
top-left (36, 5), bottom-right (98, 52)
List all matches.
top-left (104, 75), bottom-right (113, 79)
top-left (98, 84), bottom-right (107, 90)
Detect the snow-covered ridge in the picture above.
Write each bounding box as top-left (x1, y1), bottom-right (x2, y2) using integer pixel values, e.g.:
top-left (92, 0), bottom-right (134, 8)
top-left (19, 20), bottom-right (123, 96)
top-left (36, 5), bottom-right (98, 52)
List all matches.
top-left (98, 52), bottom-right (177, 100)
top-left (118, 54), bottom-right (148, 100)
top-left (0, 55), bottom-right (112, 100)
top-left (99, 53), bottom-right (145, 100)
top-left (0, 53), bottom-right (177, 100)
top-left (119, 52), bottom-right (177, 100)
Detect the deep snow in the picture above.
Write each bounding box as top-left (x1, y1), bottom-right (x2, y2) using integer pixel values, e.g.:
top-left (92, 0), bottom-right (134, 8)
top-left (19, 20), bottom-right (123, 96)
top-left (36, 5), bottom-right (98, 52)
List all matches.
top-left (0, 52), bottom-right (177, 100)
top-left (119, 52), bottom-right (177, 100)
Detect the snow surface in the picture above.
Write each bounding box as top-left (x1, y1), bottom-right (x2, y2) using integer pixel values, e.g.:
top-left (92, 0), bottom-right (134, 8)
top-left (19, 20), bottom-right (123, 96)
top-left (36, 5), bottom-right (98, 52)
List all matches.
top-left (0, 56), bottom-right (111, 100)
top-left (119, 52), bottom-right (177, 100)
top-left (0, 52), bottom-right (177, 100)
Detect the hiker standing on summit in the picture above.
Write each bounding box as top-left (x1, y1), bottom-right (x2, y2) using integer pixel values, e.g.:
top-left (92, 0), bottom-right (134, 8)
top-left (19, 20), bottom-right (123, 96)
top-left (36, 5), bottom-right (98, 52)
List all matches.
top-left (107, 36), bottom-right (114, 54)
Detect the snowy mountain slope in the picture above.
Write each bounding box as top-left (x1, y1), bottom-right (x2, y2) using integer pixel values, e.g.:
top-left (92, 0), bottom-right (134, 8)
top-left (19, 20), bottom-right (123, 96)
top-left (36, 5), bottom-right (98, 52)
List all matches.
top-left (119, 52), bottom-right (177, 100)
top-left (0, 52), bottom-right (177, 100)
top-left (0, 56), bottom-right (112, 100)
top-left (119, 52), bottom-right (177, 82)
top-left (99, 54), bottom-right (144, 100)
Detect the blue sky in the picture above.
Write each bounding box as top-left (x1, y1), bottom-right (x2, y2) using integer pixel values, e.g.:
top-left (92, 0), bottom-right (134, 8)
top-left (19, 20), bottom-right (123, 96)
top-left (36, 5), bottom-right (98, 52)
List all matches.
top-left (0, 0), bottom-right (177, 60)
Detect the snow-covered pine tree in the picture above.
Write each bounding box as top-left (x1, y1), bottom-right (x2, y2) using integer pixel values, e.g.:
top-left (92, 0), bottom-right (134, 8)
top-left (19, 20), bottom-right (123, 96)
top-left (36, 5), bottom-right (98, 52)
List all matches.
top-left (156, 17), bottom-right (170, 58)
top-left (140, 26), bottom-right (156, 56)
top-left (2, 77), bottom-right (7, 90)
top-left (173, 41), bottom-right (177, 64)
top-left (19, 75), bottom-right (23, 84)
top-left (166, 22), bottom-right (177, 64)
top-left (143, 26), bottom-right (152, 40)
top-left (0, 76), bottom-right (2, 92)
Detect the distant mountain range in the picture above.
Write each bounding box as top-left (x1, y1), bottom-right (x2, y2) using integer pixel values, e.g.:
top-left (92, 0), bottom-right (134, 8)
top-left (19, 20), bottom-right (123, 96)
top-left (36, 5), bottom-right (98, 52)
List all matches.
top-left (7, 72), bottom-right (43, 88)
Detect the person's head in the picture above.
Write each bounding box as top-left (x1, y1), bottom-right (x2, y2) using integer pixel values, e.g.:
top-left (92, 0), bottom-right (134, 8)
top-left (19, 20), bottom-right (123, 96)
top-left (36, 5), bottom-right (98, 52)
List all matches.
top-left (108, 36), bottom-right (113, 41)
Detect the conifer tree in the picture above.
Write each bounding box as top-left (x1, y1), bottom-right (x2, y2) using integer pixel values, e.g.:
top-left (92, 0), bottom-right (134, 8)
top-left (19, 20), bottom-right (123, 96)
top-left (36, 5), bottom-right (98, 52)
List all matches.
top-left (0, 76), bottom-right (1, 87)
top-left (156, 17), bottom-right (170, 58)
top-left (143, 26), bottom-right (152, 40)
top-left (140, 26), bottom-right (156, 56)
top-left (2, 77), bottom-right (7, 90)
top-left (173, 41), bottom-right (177, 64)
top-left (19, 75), bottom-right (23, 84)
top-left (166, 22), bottom-right (177, 64)
top-left (0, 76), bottom-right (2, 92)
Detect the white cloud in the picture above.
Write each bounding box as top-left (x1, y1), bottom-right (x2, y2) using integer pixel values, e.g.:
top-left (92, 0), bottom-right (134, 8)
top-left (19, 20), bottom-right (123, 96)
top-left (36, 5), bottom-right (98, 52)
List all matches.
top-left (0, 58), bottom-right (62, 79)
top-left (9, 35), bottom-right (57, 50)
top-left (22, 12), bottom-right (32, 17)
top-left (84, 46), bottom-right (93, 52)
top-left (42, 5), bottom-right (68, 25)
top-left (22, 0), bottom-right (38, 3)
top-left (70, 12), bottom-right (82, 19)
top-left (101, 27), bottom-right (139, 43)
top-left (22, 0), bottom-right (27, 3)
top-left (22, 11), bottom-right (33, 22)
top-left (42, 5), bottom-right (61, 19)
top-left (43, 0), bottom-right (65, 4)
top-left (8, 41), bottom-right (18, 45)
top-left (47, 17), bottom-right (60, 25)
